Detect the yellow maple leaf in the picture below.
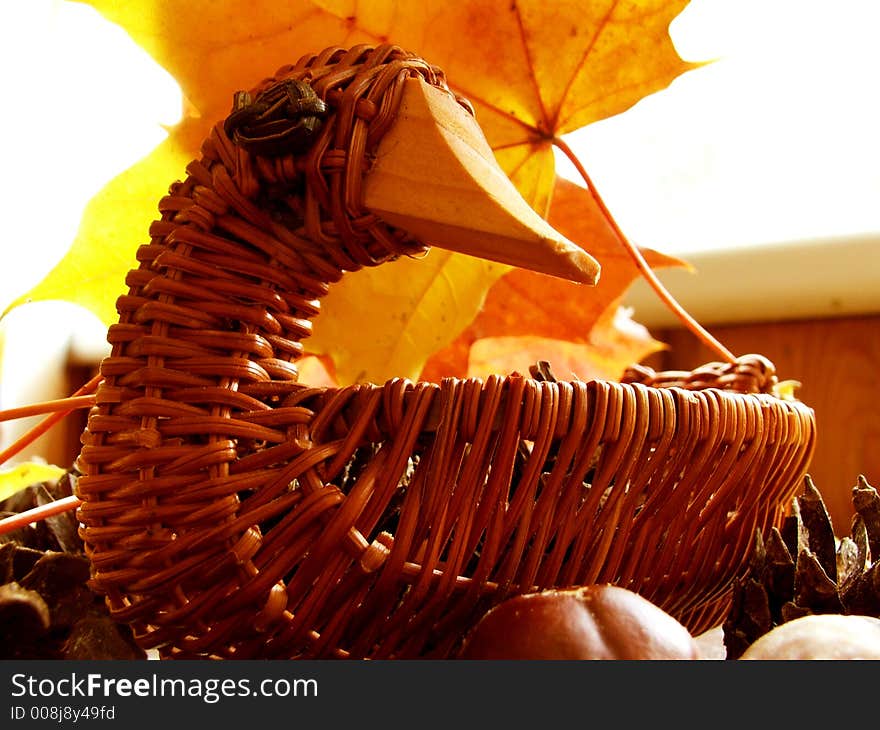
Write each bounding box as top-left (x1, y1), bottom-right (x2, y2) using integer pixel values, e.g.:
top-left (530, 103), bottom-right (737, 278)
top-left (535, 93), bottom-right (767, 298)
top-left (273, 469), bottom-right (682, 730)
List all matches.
top-left (8, 119), bottom-right (204, 325)
top-left (0, 461), bottom-right (66, 503)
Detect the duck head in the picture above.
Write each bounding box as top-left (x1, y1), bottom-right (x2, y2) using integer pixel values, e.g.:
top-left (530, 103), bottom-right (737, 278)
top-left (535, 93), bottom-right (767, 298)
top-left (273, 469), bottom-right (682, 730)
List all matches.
top-left (220, 44), bottom-right (600, 286)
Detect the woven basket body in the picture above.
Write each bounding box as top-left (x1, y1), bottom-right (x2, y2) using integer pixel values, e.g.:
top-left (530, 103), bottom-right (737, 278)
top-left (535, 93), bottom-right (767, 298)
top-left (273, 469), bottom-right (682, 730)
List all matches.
top-left (76, 45), bottom-right (816, 658)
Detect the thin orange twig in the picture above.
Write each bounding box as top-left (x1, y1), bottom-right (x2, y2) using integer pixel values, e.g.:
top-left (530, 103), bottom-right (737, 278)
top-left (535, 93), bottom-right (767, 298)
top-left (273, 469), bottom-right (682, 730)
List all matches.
top-left (0, 372), bottom-right (102, 467)
top-left (0, 395), bottom-right (96, 422)
top-left (0, 495), bottom-right (82, 535)
top-left (552, 136), bottom-right (735, 364)
top-left (0, 375), bottom-right (102, 536)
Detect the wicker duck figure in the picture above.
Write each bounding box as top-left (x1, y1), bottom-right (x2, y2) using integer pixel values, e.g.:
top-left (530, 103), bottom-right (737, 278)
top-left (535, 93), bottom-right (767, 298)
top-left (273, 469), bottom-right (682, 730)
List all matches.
top-left (75, 44), bottom-right (816, 659)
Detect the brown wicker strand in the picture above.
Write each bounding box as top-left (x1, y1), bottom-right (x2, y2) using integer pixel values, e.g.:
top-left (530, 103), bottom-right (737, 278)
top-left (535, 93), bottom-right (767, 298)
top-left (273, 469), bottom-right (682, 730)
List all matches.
top-left (75, 45), bottom-right (816, 658)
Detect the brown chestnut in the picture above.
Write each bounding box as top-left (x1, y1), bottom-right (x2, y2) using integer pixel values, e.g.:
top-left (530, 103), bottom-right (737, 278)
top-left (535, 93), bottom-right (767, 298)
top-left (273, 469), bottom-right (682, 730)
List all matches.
top-left (458, 585), bottom-right (699, 660)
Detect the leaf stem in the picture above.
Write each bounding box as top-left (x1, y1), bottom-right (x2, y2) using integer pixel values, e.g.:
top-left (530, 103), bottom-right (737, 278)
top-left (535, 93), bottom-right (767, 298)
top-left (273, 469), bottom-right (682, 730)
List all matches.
top-left (0, 373), bottom-right (102, 467)
top-left (552, 136), bottom-right (735, 363)
top-left (0, 140), bottom-right (738, 536)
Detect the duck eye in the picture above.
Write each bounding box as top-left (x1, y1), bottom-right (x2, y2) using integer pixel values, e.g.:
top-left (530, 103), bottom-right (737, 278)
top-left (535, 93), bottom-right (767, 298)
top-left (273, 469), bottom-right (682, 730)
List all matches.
top-left (224, 79), bottom-right (327, 157)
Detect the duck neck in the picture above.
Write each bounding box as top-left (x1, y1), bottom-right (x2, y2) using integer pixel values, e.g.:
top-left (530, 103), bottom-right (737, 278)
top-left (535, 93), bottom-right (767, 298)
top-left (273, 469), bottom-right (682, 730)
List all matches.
top-left (107, 119), bottom-right (424, 387)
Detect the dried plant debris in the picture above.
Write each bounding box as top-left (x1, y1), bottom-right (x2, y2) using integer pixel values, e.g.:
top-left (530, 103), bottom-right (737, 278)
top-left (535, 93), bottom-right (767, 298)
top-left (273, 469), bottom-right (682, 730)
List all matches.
top-left (0, 471), bottom-right (84, 554)
top-left (0, 471), bottom-right (146, 660)
top-left (724, 474), bottom-right (880, 659)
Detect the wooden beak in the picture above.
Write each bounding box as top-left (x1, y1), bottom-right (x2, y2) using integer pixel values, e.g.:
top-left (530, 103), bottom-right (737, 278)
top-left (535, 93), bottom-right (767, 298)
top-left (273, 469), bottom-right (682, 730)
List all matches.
top-left (363, 77), bottom-right (601, 285)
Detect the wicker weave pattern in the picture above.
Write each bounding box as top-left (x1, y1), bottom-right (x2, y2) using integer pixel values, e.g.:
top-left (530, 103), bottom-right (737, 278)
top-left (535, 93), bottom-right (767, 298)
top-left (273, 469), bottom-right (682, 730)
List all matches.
top-left (75, 45), bottom-right (816, 658)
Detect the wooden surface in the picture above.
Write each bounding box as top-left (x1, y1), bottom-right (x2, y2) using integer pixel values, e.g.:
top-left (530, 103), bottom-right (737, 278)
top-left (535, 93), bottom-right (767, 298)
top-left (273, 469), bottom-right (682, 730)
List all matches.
top-left (363, 77), bottom-right (599, 284)
top-left (648, 314), bottom-right (880, 532)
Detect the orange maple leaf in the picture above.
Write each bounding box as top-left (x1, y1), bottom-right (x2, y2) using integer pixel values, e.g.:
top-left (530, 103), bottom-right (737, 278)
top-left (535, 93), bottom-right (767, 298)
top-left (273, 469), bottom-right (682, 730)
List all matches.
top-left (79, 0), bottom-right (694, 215)
top-left (16, 0), bottom-right (696, 384)
top-left (421, 177), bottom-right (688, 381)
